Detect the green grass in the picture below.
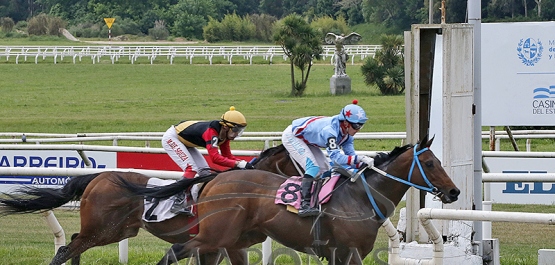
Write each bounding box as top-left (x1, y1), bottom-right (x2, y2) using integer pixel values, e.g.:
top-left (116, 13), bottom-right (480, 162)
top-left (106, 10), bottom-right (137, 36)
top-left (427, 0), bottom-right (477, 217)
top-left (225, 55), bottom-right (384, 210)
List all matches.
top-left (0, 63), bottom-right (403, 151)
top-left (0, 207), bottom-right (398, 265)
top-left (1, 61), bottom-right (554, 264)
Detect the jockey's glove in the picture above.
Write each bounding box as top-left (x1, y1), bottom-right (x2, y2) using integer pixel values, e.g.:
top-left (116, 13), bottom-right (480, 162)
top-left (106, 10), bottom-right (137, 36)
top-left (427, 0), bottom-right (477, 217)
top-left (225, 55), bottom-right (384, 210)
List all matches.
top-left (359, 156), bottom-right (374, 167)
top-left (236, 160), bottom-right (255, 169)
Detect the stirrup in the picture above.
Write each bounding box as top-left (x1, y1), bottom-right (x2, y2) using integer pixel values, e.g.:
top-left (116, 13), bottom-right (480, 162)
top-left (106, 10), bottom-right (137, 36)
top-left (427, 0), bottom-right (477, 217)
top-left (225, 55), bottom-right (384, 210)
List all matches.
top-left (182, 205), bottom-right (195, 217)
top-left (172, 204), bottom-right (194, 217)
top-left (298, 206), bottom-right (319, 217)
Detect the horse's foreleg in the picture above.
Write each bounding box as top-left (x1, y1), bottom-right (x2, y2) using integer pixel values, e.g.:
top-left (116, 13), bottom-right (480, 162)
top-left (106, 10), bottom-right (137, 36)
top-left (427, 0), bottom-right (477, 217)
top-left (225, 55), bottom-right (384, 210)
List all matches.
top-left (227, 249), bottom-right (248, 265)
top-left (199, 249), bottom-right (248, 265)
top-left (49, 233), bottom-right (81, 265)
top-left (157, 243), bottom-right (188, 265)
top-left (70, 233), bottom-right (81, 265)
top-left (49, 245), bottom-right (71, 265)
top-left (157, 244), bottom-right (247, 265)
top-left (49, 233), bottom-right (97, 265)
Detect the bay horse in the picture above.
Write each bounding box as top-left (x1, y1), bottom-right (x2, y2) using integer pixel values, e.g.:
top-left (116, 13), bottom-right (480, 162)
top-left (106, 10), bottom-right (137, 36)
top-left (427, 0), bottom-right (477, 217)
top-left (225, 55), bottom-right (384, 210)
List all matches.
top-left (0, 142), bottom-right (299, 265)
top-left (118, 135), bottom-right (460, 265)
top-left (251, 143), bottom-right (301, 176)
top-left (0, 171), bottom-right (240, 265)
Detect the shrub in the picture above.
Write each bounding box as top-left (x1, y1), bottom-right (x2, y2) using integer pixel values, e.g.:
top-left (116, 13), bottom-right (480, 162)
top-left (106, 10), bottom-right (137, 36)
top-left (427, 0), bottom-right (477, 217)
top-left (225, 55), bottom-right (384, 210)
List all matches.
top-left (119, 18), bottom-right (141, 35)
top-left (203, 17), bottom-right (222, 42)
top-left (82, 27), bottom-right (100, 38)
top-left (221, 13), bottom-right (255, 41)
top-left (100, 24), bottom-right (124, 38)
top-left (28, 14), bottom-right (49, 36)
top-left (27, 14), bottom-right (67, 36)
top-left (202, 13), bottom-right (255, 43)
top-left (15, 21), bottom-right (27, 31)
top-left (69, 23), bottom-right (101, 38)
top-left (48, 16), bottom-right (66, 36)
top-left (1, 17), bottom-right (15, 33)
top-left (248, 14), bottom-right (277, 42)
top-left (148, 20), bottom-right (169, 40)
top-left (68, 24), bottom-right (84, 38)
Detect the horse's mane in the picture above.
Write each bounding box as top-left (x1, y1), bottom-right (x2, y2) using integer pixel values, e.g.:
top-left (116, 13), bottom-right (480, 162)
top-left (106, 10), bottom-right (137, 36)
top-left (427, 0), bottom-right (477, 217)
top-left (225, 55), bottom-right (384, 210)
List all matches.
top-left (374, 144), bottom-right (413, 166)
top-left (388, 144), bottom-right (412, 159)
top-left (252, 143), bottom-right (412, 167)
top-left (251, 144), bottom-right (286, 165)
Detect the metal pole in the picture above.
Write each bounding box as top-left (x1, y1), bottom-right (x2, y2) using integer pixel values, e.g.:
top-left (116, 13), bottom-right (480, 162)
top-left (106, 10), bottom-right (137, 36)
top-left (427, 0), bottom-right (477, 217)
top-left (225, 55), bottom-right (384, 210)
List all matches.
top-left (468, 0), bottom-right (483, 256)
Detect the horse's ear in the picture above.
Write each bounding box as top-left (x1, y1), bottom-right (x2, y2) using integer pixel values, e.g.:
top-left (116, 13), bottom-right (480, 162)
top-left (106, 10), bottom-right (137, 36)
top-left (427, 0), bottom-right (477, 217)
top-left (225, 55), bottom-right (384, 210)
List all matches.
top-left (418, 134), bottom-right (429, 149)
top-left (425, 135), bottom-right (435, 148)
top-left (418, 134), bottom-right (435, 149)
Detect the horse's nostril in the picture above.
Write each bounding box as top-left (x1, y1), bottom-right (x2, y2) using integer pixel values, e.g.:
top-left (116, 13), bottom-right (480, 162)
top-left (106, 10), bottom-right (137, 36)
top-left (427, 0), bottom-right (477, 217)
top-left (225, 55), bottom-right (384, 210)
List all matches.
top-left (450, 188), bottom-right (460, 197)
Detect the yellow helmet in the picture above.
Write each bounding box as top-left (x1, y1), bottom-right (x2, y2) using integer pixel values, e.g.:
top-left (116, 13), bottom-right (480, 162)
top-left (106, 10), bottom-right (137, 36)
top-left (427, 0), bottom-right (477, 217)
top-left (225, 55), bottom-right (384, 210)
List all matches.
top-left (220, 106), bottom-right (247, 128)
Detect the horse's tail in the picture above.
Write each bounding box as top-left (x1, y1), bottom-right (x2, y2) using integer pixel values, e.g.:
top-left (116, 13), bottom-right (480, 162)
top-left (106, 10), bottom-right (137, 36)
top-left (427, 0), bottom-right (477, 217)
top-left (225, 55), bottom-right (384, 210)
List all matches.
top-left (114, 173), bottom-right (218, 200)
top-left (0, 173), bottom-right (102, 215)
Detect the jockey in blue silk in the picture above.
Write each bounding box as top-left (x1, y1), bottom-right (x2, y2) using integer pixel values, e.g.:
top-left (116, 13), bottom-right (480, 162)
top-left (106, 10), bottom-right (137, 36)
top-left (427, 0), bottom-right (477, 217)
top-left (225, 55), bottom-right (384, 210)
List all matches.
top-left (281, 99), bottom-right (374, 217)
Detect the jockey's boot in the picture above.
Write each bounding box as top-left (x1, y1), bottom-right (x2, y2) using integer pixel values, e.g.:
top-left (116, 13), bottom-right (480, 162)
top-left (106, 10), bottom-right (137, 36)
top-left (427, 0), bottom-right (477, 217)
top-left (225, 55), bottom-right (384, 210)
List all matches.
top-left (298, 177), bottom-right (319, 217)
top-left (183, 193), bottom-right (195, 217)
top-left (170, 191), bottom-right (195, 217)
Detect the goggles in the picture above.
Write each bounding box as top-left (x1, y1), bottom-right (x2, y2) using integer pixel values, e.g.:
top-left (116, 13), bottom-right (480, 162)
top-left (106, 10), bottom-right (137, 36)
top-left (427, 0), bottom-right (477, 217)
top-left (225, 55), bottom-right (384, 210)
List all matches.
top-left (349, 122), bottom-right (364, 130)
top-left (229, 125), bottom-right (246, 137)
top-left (231, 125), bottom-right (245, 133)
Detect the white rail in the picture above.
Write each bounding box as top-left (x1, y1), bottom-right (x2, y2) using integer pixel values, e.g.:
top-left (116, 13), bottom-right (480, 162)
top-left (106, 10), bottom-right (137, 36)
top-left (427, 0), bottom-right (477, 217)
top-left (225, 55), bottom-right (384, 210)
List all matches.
top-left (407, 208), bottom-right (555, 265)
top-left (0, 45), bottom-right (381, 65)
top-left (2, 131), bottom-right (555, 264)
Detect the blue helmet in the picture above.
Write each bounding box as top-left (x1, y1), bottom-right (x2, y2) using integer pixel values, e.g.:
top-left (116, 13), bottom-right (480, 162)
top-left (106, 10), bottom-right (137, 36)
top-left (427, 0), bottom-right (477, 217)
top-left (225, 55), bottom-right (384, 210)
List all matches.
top-left (339, 99), bottom-right (368, 124)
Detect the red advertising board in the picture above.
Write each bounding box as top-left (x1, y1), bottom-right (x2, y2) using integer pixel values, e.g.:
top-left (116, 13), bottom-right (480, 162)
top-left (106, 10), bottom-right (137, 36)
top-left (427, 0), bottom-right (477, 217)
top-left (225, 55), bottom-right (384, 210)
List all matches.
top-left (116, 152), bottom-right (257, 172)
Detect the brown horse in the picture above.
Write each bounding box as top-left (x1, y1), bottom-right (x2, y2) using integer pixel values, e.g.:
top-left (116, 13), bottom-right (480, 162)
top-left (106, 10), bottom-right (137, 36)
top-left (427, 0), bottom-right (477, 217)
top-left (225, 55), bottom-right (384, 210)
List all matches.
top-left (251, 143), bottom-right (302, 176)
top-left (0, 171), bottom-right (243, 265)
top-left (118, 136), bottom-right (460, 265)
top-left (0, 143), bottom-right (299, 265)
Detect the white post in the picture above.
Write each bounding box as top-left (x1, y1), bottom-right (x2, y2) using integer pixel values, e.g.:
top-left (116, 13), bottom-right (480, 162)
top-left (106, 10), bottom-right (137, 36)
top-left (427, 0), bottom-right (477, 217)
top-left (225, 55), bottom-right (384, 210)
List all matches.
top-left (42, 211), bottom-right (66, 257)
top-left (482, 201), bottom-right (492, 239)
top-left (262, 237), bottom-right (272, 265)
top-left (119, 239), bottom-right (129, 264)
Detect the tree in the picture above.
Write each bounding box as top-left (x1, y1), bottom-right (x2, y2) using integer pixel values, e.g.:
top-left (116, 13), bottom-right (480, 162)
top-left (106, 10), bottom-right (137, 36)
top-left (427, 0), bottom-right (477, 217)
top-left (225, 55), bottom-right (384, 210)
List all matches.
top-left (1, 17), bottom-right (15, 32)
top-left (361, 34), bottom-right (404, 95)
top-left (169, 0), bottom-right (217, 39)
top-left (361, 0), bottom-right (423, 30)
top-left (273, 14), bottom-right (323, 97)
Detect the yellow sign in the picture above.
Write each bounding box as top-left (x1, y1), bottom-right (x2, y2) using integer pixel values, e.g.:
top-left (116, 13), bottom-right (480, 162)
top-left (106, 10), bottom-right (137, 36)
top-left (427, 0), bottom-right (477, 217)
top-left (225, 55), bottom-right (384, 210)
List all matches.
top-left (104, 18), bottom-right (115, 29)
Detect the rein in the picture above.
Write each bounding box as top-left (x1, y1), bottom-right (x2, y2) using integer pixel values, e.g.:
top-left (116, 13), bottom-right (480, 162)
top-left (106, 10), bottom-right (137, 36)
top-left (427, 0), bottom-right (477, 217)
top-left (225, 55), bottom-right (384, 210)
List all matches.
top-left (359, 144), bottom-right (439, 220)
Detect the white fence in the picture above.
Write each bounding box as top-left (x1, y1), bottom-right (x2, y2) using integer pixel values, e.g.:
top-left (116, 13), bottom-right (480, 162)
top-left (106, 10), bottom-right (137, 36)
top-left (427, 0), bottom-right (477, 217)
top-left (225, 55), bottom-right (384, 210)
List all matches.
top-left (0, 45), bottom-right (381, 65)
top-left (1, 131), bottom-right (555, 264)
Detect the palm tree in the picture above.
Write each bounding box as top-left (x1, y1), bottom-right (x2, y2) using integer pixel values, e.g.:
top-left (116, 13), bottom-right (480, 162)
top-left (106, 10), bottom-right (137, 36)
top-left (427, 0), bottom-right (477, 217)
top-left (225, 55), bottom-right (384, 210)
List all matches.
top-left (273, 14), bottom-right (323, 97)
top-left (361, 34), bottom-right (405, 95)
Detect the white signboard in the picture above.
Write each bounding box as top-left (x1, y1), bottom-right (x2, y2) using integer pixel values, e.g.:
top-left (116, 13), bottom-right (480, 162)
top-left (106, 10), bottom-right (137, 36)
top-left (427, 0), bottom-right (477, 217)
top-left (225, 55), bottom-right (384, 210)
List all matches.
top-left (0, 150), bottom-right (116, 193)
top-left (484, 157), bottom-right (555, 204)
top-left (482, 22), bottom-right (555, 126)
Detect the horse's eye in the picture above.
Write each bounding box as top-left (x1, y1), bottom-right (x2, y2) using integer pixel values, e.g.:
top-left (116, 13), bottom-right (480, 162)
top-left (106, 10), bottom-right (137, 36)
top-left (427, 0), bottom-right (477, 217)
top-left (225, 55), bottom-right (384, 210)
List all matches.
top-left (425, 161), bottom-right (434, 168)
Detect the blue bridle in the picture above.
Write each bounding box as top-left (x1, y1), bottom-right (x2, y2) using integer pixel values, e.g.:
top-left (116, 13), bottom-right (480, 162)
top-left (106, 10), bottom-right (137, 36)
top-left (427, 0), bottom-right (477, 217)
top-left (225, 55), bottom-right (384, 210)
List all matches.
top-left (359, 144), bottom-right (439, 220)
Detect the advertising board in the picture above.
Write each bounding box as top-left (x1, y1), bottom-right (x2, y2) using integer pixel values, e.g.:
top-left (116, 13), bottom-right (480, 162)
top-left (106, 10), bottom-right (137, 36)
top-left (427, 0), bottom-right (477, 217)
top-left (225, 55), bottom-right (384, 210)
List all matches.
top-left (482, 22), bottom-right (555, 126)
top-left (484, 157), bottom-right (555, 204)
top-left (0, 150), bottom-right (256, 193)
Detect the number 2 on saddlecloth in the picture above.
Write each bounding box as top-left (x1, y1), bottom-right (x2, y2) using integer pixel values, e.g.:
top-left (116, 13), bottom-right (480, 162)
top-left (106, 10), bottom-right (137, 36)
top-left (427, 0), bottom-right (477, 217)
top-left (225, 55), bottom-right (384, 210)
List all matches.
top-left (144, 196), bottom-right (160, 221)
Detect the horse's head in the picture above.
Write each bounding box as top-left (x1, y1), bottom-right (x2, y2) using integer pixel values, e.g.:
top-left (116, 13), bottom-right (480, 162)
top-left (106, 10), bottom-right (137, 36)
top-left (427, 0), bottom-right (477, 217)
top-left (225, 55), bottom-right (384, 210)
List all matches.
top-left (397, 135), bottom-right (460, 203)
